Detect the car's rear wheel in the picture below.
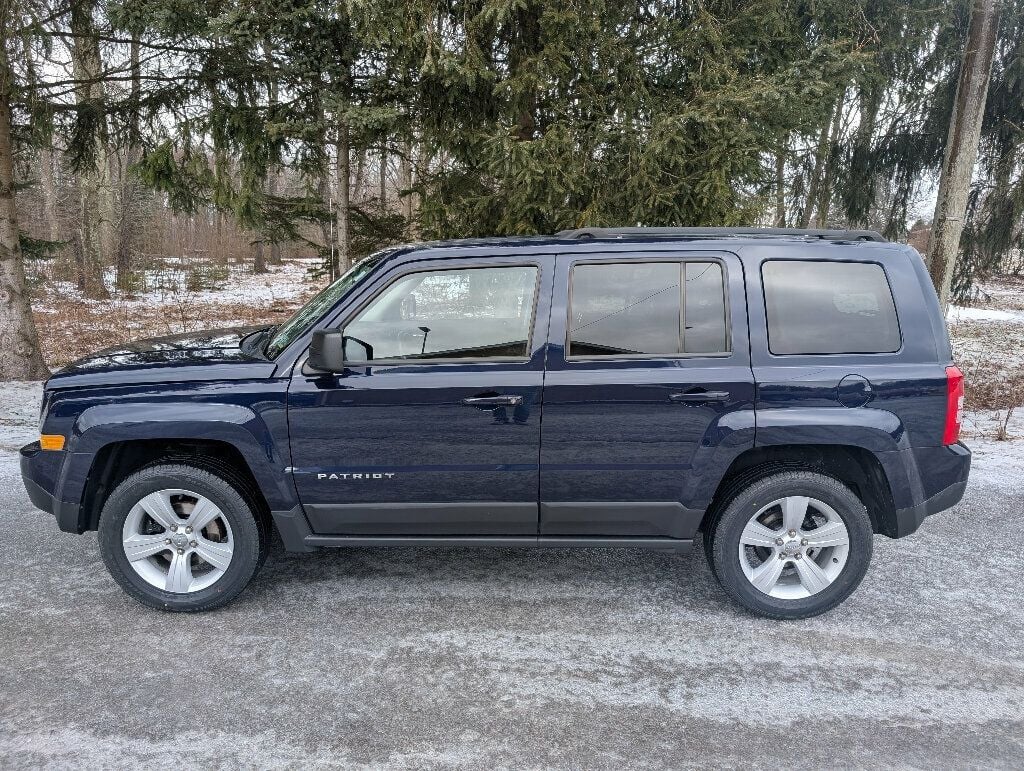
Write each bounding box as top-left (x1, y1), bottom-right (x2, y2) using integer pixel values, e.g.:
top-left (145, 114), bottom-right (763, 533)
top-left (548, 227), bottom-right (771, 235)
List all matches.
top-left (98, 463), bottom-right (268, 611)
top-left (708, 470), bottom-right (873, 619)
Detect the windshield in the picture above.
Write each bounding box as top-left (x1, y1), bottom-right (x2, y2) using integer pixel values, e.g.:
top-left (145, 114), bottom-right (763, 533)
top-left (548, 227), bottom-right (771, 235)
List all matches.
top-left (264, 253), bottom-right (387, 358)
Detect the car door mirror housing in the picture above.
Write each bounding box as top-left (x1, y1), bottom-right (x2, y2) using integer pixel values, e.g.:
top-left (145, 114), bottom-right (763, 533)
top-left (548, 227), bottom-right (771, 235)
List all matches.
top-left (308, 329), bottom-right (347, 372)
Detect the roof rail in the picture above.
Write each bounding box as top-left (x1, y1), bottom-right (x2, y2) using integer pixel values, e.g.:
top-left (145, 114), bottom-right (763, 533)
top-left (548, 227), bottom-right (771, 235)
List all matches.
top-left (554, 227), bottom-right (887, 242)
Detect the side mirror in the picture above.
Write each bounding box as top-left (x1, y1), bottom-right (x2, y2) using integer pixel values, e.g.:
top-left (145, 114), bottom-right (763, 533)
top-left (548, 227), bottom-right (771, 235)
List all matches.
top-left (308, 330), bottom-right (375, 372)
top-left (308, 330), bottom-right (346, 372)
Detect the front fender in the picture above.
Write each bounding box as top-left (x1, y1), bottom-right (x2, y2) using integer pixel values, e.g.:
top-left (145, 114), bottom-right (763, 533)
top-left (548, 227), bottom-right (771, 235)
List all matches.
top-left (56, 401), bottom-right (297, 521)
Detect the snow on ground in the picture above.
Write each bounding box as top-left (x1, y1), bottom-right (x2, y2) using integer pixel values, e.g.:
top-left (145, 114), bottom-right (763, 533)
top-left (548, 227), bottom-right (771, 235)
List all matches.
top-left (0, 382), bottom-right (43, 453)
top-left (33, 258), bottom-right (319, 314)
top-left (947, 304), bottom-right (1024, 323)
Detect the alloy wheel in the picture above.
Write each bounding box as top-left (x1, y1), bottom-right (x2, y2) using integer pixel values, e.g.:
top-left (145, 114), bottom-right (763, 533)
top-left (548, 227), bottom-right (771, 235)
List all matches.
top-left (121, 489), bottom-right (234, 594)
top-left (737, 495), bottom-right (851, 600)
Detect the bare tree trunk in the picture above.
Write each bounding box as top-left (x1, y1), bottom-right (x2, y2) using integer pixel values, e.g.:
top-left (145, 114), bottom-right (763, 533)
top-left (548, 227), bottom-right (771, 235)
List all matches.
top-left (928, 0), bottom-right (1001, 309)
top-left (39, 146), bottom-right (59, 243)
top-left (353, 148), bottom-right (366, 203)
top-left (267, 182), bottom-right (282, 266)
top-left (400, 138), bottom-right (413, 229)
top-left (774, 139), bottom-right (786, 227)
top-left (22, 35), bottom-right (60, 245)
top-left (0, 36), bottom-right (49, 380)
top-left (816, 91), bottom-right (845, 228)
top-left (70, 1), bottom-right (110, 299)
top-left (799, 94), bottom-right (843, 229)
top-left (253, 238), bottom-right (266, 274)
top-left (378, 151), bottom-right (387, 208)
top-left (335, 120), bottom-right (351, 275)
top-left (264, 40), bottom-right (282, 267)
top-left (116, 32), bottom-right (141, 291)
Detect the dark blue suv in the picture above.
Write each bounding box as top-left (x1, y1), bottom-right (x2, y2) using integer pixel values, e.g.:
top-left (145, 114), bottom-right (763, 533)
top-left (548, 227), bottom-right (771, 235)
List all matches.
top-left (20, 228), bottom-right (971, 618)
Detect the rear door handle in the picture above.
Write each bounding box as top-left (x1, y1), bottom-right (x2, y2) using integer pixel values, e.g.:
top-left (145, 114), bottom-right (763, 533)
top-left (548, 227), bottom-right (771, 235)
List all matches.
top-left (463, 395), bottom-right (524, 407)
top-left (669, 391), bottom-right (730, 404)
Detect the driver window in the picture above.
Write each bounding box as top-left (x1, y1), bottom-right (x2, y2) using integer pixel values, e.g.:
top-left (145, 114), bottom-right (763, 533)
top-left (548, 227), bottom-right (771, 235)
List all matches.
top-left (344, 265), bottom-right (539, 361)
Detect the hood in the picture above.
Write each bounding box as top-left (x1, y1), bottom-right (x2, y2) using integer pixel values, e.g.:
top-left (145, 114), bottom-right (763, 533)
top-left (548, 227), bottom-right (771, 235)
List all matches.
top-left (47, 326), bottom-right (277, 389)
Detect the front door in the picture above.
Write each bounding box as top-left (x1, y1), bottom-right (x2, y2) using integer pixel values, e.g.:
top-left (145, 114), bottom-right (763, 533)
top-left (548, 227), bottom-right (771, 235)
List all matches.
top-left (539, 251), bottom-right (755, 538)
top-left (287, 256), bottom-right (553, 535)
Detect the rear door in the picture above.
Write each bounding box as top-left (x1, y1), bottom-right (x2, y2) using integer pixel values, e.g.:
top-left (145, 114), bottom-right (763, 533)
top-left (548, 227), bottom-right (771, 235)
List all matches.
top-left (539, 250), bottom-right (755, 538)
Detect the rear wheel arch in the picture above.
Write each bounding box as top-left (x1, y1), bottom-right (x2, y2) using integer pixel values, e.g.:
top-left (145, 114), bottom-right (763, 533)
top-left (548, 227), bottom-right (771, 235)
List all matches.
top-left (702, 444), bottom-right (897, 537)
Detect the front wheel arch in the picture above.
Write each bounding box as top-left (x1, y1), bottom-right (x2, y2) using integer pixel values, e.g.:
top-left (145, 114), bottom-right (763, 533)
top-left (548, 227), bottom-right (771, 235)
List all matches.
top-left (76, 439), bottom-right (272, 534)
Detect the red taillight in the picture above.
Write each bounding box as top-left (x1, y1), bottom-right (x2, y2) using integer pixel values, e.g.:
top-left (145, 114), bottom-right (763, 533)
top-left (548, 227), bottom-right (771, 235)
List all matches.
top-left (943, 365), bottom-right (965, 445)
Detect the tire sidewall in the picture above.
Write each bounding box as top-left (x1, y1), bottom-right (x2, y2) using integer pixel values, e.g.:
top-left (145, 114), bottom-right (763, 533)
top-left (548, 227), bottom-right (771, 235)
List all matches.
top-left (712, 472), bottom-right (873, 619)
top-left (98, 464), bottom-right (262, 611)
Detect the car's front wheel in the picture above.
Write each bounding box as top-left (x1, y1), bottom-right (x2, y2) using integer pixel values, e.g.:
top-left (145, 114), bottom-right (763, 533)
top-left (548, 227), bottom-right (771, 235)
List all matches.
top-left (708, 470), bottom-right (873, 619)
top-left (98, 463), bottom-right (268, 611)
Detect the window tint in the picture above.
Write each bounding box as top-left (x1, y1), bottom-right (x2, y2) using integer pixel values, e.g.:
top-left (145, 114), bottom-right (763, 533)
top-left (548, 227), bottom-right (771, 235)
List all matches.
top-left (344, 266), bottom-right (538, 361)
top-left (762, 260), bottom-right (900, 355)
top-left (684, 262), bottom-right (728, 353)
top-left (568, 261), bottom-right (729, 357)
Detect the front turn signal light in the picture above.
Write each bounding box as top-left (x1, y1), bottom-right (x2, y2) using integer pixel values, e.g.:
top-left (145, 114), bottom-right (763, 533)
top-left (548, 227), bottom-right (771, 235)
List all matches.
top-left (40, 434), bottom-right (65, 451)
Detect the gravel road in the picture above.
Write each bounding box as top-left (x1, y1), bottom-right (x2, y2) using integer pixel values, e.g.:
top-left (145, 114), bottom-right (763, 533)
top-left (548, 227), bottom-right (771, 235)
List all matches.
top-left (1, 400), bottom-right (1022, 767)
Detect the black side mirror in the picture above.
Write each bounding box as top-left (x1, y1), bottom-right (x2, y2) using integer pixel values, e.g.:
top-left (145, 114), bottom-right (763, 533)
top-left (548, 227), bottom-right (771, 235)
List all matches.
top-left (308, 330), bottom-right (375, 372)
top-left (308, 330), bottom-right (346, 372)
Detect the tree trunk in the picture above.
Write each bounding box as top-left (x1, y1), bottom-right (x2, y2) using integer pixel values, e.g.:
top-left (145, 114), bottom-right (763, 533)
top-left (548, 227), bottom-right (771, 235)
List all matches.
top-left (70, 1), bottom-right (110, 299)
top-left (400, 137), bottom-right (417, 237)
top-left (928, 0), bottom-right (1001, 309)
top-left (353, 148), bottom-right (366, 203)
top-left (335, 120), bottom-right (351, 275)
top-left (774, 139), bottom-right (787, 227)
top-left (378, 151), bottom-right (387, 209)
top-left (116, 32), bottom-right (142, 292)
top-left (264, 40), bottom-right (282, 267)
top-left (39, 146), bottom-right (59, 243)
top-left (253, 238), bottom-right (266, 274)
top-left (0, 39), bottom-right (50, 380)
top-left (799, 94), bottom-right (843, 229)
top-left (816, 91), bottom-right (845, 228)
top-left (265, 163), bottom-right (283, 266)
top-left (22, 35), bottom-right (60, 245)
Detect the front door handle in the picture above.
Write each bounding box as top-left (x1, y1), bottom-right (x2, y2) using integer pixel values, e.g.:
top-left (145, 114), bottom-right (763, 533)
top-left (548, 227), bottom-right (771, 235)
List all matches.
top-left (669, 391), bottom-right (730, 404)
top-left (463, 395), bottom-right (524, 408)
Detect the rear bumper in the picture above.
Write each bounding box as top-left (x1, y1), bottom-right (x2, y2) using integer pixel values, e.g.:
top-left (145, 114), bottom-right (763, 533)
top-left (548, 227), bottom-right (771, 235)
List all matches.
top-left (890, 442), bottom-right (971, 537)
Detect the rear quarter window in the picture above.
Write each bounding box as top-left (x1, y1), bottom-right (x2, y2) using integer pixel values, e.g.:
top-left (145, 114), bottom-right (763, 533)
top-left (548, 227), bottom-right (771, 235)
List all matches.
top-left (762, 260), bottom-right (901, 355)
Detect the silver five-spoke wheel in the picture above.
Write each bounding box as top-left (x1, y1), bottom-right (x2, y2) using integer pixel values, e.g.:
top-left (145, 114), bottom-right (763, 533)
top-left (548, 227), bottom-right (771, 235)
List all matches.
top-left (737, 495), bottom-right (850, 600)
top-left (122, 489), bottom-right (234, 594)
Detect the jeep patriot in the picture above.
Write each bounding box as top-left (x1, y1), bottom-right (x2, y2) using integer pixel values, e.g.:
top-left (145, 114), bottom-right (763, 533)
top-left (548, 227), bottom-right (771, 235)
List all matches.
top-left (20, 227), bottom-right (971, 618)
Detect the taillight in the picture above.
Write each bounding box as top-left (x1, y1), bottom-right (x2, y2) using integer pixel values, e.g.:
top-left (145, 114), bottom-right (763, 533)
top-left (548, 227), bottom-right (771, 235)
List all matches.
top-left (943, 365), bottom-right (965, 445)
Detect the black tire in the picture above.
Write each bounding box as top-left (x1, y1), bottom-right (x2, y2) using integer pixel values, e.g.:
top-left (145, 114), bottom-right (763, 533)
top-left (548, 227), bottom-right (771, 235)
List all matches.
top-left (98, 463), bottom-right (268, 612)
top-left (708, 470), bottom-right (873, 620)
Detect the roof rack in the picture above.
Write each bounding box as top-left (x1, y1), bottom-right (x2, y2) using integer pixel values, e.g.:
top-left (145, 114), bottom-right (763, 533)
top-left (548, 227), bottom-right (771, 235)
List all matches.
top-left (554, 227), bottom-right (887, 242)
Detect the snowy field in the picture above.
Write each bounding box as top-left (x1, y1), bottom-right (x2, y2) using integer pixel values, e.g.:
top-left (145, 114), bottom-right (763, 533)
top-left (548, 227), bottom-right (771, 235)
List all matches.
top-left (30, 257), bottom-right (321, 368)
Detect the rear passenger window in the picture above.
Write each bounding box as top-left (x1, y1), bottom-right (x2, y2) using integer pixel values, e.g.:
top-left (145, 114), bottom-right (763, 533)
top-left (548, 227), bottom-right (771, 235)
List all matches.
top-left (568, 261), bottom-right (729, 357)
top-left (762, 261), bottom-right (900, 355)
